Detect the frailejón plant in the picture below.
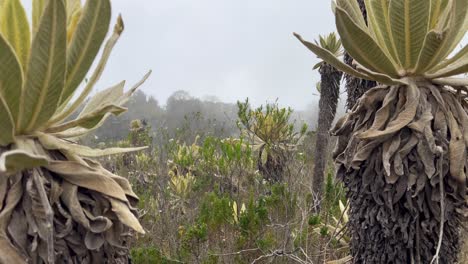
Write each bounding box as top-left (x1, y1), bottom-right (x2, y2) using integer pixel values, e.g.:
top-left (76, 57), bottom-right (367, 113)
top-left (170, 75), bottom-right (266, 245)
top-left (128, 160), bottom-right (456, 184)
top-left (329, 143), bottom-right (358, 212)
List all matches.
top-left (0, 0), bottom-right (150, 263)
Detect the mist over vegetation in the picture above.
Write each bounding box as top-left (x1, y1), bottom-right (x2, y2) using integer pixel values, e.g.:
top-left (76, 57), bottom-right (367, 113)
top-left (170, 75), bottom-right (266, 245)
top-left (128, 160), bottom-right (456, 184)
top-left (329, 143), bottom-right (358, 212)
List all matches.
top-left (86, 89), bottom-right (346, 145)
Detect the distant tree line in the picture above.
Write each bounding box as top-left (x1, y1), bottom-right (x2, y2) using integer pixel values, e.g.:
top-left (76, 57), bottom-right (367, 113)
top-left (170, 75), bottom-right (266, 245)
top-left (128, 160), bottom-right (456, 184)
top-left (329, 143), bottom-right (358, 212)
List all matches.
top-left (85, 89), bottom-right (334, 146)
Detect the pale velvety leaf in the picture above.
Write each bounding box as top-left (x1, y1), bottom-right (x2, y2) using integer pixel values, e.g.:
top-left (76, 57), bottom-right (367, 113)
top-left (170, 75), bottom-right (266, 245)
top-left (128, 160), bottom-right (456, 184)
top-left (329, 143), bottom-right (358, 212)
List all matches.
top-left (51, 72), bottom-right (150, 136)
top-left (37, 133), bottom-right (147, 157)
top-left (82, 209), bottom-right (113, 233)
top-left (83, 158), bottom-right (139, 200)
top-left (65, 0), bottom-right (81, 23)
top-left (79, 81), bottom-right (125, 117)
top-left (19, 0), bottom-right (67, 133)
top-left (48, 104), bottom-right (127, 133)
top-left (415, 29), bottom-right (449, 74)
top-left (336, 0), bottom-right (366, 29)
top-left (358, 83), bottom-right (420, 140)
top-left (32, 0), bottom-right (46, 33)
top-left (84, 231), bottom-right (104, 250)
top-left (65, 0), bottom-right (82, 43)
top-left (419, 0), bottom-right (468, 73)
top-left (51, 15), bottom-right (124, 124)
top-left (0, 175), bottom-right (23, 261)
top-left (382, 132), bottom-right (401, 177)
top-left (60, 0), bottom-right (111, 105)
top-left (117, 71), bottom-right (152, 105)
top-left (416, 0), bottom-right (453, 71)
top-left (293, 33), bottom-right (402, 85)
top-left (447, 111), bottom-right (466, 183)
top-left (430, 44), bottom-right (467, 73)
top-left (0, 236), bottom-right (27, 263)
top-left (432, 78), bottom-right (468, 86)
top-left (0, 173), bottom-right (22, 232)
top-left (448, 94), bottom-right (468, 147)
top-left (368, 86), bottom-right (399, 131)
top-left (109, 198), bottom-right (145, 234)
top-left (353, 61), bottom-right (409, 85)
top-left (365, 0), bottom-right (400, 67)
top-left (426, 45), bottom-right (468, 78)
top-left (6, 209), bottom-right (28, 258)
top-left (0, 34), bottom-right (22, 123)
top-left (335, 6), bottom-right (400, 77)
top-left (60, 182), bottom-right (90, 230)
top-left (0, 94), bottom-right (14, 148)
top-left (66, 8), bottom-right (81, 44)
top-left (438, 0), bottom-right (468, 61)
top-left (0, 150), bottom-right (48, 175)
top-left (0, 0), bottom-right (30, 68)
top-left (388, 0), bottom-right (430, 69)
top-left (417, 139), bottom-right (436, 179)
top-left (46, 161), bottom-right (129, 202)
top-left (429, 0), bottom-right (449, 29)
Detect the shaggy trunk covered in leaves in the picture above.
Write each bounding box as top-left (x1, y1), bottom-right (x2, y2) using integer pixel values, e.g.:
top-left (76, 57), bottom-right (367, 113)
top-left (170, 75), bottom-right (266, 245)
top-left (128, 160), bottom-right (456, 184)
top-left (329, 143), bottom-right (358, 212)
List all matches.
top-left (337, 1), bottom-right (463, 262)
top-left (0, 0), bottom-right (150, 263)
top-left (0, 146), bottom-right (138, 263)
top-left (295, 0), bottom-right (468, 262)
top-left (312, 63), bottom-right (342, 210)
top-left (332, 83), bottom-right (465, 263)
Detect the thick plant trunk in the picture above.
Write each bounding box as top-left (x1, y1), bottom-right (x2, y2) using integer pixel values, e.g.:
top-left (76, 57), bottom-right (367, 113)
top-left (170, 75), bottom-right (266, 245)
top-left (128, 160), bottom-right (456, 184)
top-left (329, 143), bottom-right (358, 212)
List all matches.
top-left (312, 64), bottom-right (342, 210)
top-left (0, 147), bottom-right (138, 263)
top-left (333, 84), bottom-right (466, 263)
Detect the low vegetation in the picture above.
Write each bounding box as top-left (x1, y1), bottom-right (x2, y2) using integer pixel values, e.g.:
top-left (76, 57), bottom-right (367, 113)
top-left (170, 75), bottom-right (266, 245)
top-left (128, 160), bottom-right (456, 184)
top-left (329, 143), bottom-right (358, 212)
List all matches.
top-left (97, 103), bottom-right (350, 263)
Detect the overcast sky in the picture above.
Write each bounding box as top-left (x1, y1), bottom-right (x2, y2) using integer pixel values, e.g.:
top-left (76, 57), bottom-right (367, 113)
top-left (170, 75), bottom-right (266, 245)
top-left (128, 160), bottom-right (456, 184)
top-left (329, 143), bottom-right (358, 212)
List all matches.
top-left (92, 0), bottom-right (336, 110)
top-left (21, 1), bottom-right (468, 110)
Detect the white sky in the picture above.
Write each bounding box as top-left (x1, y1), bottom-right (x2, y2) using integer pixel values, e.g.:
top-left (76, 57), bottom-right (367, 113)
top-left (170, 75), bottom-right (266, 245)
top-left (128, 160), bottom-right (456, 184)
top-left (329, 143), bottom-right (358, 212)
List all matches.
top-left (23, 1), bottom-right (465, 110)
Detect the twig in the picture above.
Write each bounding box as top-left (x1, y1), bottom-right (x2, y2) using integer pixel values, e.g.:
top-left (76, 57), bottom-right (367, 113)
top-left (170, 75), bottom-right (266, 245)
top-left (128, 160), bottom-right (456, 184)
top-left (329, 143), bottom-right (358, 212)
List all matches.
top-left (209, 248), bottom-right (260, 257)
top-left (430, 148), bottom-right (444, 264)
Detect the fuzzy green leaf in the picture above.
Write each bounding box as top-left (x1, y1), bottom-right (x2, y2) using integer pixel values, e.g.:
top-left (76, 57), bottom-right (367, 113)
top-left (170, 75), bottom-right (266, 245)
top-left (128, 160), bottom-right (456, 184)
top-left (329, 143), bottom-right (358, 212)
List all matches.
top-left (0, 0), bottom-right (31, 68)
top-left (60, 0), bottom-right (111, 105)
top-left (0, 33), bottom-right (22, 123)
top-left (37, 133), bottom-right (147, 157)
top-left (430, 44), bottom-right (468, 73)
top-left (47, 104), bottom-right (127, 134)
top-left (429, 0), bottom-right (449, 29)
top-left (364, 0), bottom-right (400, 67)
top-left (65, 0), bottom-right (81, 23)
top-left (20, 0), bottom-right (67, 133)
top-left (388, 0), bottom-right (430, 69)
top-left (336, 0), bottom-right (367, 29)
top-left (50, 15), bottom-right (124, 124)
top-left (32, 0), bottom-right (46, 33)
top-left (79, 81), bottom-right (125, 117)
top-left (46, 160), bottom-right (130, 202)
top-left (335, 6), bottom-right (399, 77)
top-left (294, 33), bottom-right (403, 85)
top-left (414, 29), bottom-right (449, 74)
top-left (418, 0), bottom-right (468, 73)
top-left (110, 198), bottom-right (145, 234)
top-left (0, 150), bottom-right (48, 174)
top-left (0, 96), bottom-right (14, 146)
top-left (50, 71), bottom-right (151, 139)
top-left (426, 45), bottom-right (468, 78)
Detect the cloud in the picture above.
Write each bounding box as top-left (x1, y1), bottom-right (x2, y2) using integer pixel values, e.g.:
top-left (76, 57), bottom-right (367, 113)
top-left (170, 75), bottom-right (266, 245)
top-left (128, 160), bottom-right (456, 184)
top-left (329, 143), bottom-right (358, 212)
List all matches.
top-left (96, 0), bottom-right (336, 110)
top-left (22, 0), bottom-right (336, 110)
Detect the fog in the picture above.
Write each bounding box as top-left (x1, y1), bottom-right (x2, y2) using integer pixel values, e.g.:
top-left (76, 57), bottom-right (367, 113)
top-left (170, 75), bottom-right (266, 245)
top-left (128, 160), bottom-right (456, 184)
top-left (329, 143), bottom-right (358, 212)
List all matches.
top-left (97, 0), bottom-right (337, 111)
